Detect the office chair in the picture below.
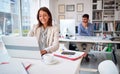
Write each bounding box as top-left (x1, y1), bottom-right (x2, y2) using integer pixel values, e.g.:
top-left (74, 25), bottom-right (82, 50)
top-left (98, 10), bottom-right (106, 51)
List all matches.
top-left (81, 43), bottom-right (87, 51)
top-left (98, 60), bottom-right (119, 74)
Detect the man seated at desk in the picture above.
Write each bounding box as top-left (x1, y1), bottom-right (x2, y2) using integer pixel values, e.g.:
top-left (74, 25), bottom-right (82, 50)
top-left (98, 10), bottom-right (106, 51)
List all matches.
top-left (77, 14), bottom-right (94, 62)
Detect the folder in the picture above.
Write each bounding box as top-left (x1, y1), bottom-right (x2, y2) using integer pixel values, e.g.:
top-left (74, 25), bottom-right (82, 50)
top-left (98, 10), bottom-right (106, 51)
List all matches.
top-left (54, 50), bottom-right (85, 61)
top-left (0, 62), bottom-right (28, 74)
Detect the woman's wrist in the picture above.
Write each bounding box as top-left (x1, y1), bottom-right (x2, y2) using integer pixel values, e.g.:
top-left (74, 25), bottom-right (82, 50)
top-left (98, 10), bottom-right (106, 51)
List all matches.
top-left (40, 50), bottom-right (47, 55)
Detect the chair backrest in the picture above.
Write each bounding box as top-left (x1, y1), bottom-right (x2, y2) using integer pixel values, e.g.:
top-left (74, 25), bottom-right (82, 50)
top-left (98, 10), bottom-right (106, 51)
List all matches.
top-left (98, 60), bottom-right (119, 74)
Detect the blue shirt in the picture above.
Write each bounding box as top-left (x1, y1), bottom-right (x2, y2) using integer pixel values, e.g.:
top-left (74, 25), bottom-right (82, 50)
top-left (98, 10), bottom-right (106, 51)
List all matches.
top-left (78, 23), bottom-right (94, 36)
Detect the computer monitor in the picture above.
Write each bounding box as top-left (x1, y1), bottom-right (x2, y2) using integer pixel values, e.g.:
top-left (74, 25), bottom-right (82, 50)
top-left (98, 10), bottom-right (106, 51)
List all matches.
top-left (60, 19), bottom-right (75, 37)
top-left (75, 26), bottom-right (78, 34)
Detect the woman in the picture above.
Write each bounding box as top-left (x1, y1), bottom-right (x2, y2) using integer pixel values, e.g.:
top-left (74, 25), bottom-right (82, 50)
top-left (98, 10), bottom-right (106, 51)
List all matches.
top-left (28, 7), bottom-right (59, 55)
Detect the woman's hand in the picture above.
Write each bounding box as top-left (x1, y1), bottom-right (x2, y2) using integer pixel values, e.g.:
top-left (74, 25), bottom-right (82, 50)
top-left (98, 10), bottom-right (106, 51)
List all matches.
top-left (40, 50), bottom-right (47, 55)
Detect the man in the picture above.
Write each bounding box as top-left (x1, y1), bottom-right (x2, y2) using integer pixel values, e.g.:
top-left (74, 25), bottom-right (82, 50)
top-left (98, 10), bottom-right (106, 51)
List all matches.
top-left (78, 14), bottom-right (93, 36)
top-left (77, 14), bottom-right (94, 62)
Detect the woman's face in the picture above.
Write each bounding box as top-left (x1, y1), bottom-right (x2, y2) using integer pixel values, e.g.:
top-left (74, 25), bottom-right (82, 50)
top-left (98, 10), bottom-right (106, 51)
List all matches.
top-left (39, 10), bottom-right (49, 26)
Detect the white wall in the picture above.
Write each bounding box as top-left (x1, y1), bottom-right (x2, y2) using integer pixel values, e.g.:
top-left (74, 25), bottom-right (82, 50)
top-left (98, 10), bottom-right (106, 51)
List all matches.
top-left (40, 0), bottom-right (58, 26)
top-left (40, 0), bottom-right (92, 26)
top-left (57, 0), bottom-right (92, 26)
top-left (40, 0), bottom-right (49, 8)
top-left (30, 0), bottom-right (40, 28)
top-left (49, 0), bottom-right (58, 26)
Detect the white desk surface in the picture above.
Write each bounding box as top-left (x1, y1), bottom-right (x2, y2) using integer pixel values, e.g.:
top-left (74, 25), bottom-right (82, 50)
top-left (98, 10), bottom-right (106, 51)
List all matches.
top-left (59, 36), bottom-right (120, 44)
top-left (0, 42), bottom-right (83, 74)
top-left (10, 56), bottom-right (83, 74)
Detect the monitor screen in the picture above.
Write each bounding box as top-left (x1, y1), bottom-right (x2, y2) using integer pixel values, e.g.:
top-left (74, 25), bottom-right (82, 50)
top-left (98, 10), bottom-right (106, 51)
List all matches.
top-left (60, 19), bottom-right (75, 37)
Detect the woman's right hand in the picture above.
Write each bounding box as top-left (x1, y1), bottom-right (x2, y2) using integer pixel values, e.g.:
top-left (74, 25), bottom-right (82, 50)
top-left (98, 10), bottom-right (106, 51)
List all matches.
top-left (40, 50), bottom-right (47, 56)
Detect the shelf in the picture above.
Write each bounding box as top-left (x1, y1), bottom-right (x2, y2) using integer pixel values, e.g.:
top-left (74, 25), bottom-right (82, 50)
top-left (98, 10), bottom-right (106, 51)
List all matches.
top-left (104, 9), bottom-right (115, 11)
top-left (115, 20), bottom-right (120, 22)
top-left (103, 20), bottom-right (114, 22)
top-left (103, 31), bottom-right (113, 33)
top-left (104, 14), bottom-right (114, 16)
top-left (92, 20), bottom-right (102, 22)
top-left (104, 5), bottom-right (115, 7)
top-left (115, 31), bottom-right (120, 33)
top-left (93, 3), bottom-right (97, 5)
top-left (94, 31), bottom-right (102, 33)
top-left (93, 9), bottom-right (103, 11)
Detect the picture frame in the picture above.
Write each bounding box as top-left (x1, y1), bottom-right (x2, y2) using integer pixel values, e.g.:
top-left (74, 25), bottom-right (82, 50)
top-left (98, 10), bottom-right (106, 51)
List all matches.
top-left (58, 4), bottom-right (65, 13)
top-left (66, 5), bottom-right (75, 11)
top-left (77, 3), bottom-right (83, 12)
top-left (58, 15), bottom-right (65, 23)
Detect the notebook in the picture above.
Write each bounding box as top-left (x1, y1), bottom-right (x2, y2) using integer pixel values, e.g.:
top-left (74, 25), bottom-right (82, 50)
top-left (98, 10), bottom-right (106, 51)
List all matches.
top-left (54, 49), bottom-right (85, 61)
top-left (2, 36), bottom-right (41, 60)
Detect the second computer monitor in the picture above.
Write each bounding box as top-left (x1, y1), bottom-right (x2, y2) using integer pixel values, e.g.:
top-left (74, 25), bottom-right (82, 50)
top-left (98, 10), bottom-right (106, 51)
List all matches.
top-left (60, 19), bottom-right (75, 37)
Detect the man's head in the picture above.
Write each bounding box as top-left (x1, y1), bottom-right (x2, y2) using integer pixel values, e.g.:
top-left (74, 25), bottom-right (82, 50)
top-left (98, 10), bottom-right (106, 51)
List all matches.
top-left (82, 14), bottom-right (89, 24)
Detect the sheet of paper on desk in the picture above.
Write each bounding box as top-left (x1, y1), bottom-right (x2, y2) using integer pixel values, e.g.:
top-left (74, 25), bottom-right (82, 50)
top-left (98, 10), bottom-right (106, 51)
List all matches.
top-left (0, 62), bottom-right (28, 74)
top-left (0, 44), bottom-right (11, 64)
top-left (53, 50), bottom-right (85, 61)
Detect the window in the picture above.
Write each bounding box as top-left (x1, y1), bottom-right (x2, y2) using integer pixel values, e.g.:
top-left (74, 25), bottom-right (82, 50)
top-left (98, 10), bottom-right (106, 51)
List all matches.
top-left (0, 0), bottom-right (20, 36)
top-left (21, 0), bottom-right (31, 36)
top-left (0, 0), bottom-right (40, 36)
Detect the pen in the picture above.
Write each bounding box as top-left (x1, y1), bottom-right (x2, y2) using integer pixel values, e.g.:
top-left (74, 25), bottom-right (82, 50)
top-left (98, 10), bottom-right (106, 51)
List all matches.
top-left (25, 64), bottom-right (32, 70)
top-left (21, 62), bottom-right (31, 74)
top-left (0, 62), bottom-right (9, 64)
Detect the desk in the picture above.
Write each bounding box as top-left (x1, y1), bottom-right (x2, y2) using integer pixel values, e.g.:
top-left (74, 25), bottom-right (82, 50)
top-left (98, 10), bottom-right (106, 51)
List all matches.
top-left (10, 56), bottom-right (83, 74)
top-left (59, 36), bottom-right (120, 64)
top-left (59, 36), bottom-right (120, 50)
top-left (59, 36), bottom-right (120, 43)
top-left (0, 41), bottom-right (83, 74)
top-left (0, 43), bottom-right (82, 74)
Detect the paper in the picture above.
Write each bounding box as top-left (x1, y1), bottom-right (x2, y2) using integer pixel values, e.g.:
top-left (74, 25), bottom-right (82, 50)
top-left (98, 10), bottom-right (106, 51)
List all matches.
top-left (0, 62), bottom-right (28, 74)
top-left (0, 42), bottom-right (11, 64)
